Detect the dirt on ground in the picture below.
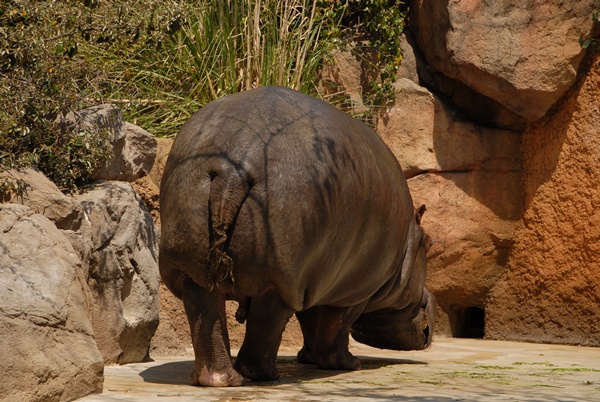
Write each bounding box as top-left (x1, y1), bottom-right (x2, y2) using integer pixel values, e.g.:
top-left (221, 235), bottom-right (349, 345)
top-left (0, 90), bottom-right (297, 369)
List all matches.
top-left (80, 338), bottom-right (600, 401)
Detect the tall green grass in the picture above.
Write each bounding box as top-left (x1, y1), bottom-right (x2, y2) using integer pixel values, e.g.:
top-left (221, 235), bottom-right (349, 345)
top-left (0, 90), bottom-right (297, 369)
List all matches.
top-left (88, 0), bottom-right (344, 137)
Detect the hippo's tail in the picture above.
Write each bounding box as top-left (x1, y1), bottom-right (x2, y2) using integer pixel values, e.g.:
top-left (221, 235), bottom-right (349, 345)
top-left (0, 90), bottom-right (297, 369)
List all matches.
top-left (207, 171), bottom-right (251, 291)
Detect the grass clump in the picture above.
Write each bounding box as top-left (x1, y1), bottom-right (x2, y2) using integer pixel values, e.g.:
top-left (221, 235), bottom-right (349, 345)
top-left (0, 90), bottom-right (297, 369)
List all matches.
top-left (86, 0), bottom-right (408, 137)
top-left (91, 0), bottom-right (347, 137)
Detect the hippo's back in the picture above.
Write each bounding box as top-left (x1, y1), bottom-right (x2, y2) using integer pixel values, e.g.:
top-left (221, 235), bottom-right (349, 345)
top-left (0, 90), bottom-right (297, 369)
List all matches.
top-left (160, 86), bottom-right (413, 312)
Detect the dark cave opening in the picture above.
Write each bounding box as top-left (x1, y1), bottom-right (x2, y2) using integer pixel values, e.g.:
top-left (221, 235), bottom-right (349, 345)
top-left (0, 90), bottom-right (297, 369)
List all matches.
top-left (452, 306), bottom-right (485, 339)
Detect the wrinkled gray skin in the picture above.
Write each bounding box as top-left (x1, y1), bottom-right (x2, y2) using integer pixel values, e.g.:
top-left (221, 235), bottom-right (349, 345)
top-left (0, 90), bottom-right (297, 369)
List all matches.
top-left (160, 86), bottom-right (435, 387)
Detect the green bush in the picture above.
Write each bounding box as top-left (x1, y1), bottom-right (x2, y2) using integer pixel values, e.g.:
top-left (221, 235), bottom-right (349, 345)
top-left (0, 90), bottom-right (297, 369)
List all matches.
top-left (0, 0), bottom-right (181, 191)
top-left (344, 0), bottom-right (406, 105)
top-left (1, 0), bottom-right (406, 191)
top-left (579, 11), bottom-right (600, 53)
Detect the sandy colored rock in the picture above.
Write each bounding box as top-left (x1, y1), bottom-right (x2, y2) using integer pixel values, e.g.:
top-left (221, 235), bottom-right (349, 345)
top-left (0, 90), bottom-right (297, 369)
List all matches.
top-left (487, 55), bottom-right (600, 346)
top-left (410, 0), bottom-right (595, 120)
top-left (0, 168), bottom-right (85, 230)
top-left (76, 181), bottom-right (160, 363)
top-left (58, 104), bottom-right (157, 182)
top-left (0, 204), bottom-right (104, 401)
top-left (0, 167), bottom-right (96, 268)
top-left (319, 47), bottom-right (371, 114)
top-left (132, 137), bottom-right (173, 225)
top-left (378, 78), bottom-right (522, 177)
top-left (375, 75), bottom-right (523, 336)
top-left (408, 172), bottom-right (522, 336)
top-left (93, 118), bottom-right (157, 182)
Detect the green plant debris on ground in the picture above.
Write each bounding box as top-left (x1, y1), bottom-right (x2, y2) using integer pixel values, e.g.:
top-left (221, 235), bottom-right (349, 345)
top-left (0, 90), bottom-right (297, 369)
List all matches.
top-left (297, 379), bottom-right (387, 387)
top-left (473, 365), bottom-right (515, 370)
top-left (447, 371), bottom-right (509, 380)
top-left (548, 367), bottom-right (600, 373)
top-left (513, 361), bottom-right (556, 367)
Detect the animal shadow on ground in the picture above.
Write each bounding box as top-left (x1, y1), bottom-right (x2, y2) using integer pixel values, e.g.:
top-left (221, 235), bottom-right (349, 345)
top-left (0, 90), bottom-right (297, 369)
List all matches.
top-left (139, 354), bottom-right (427, 386)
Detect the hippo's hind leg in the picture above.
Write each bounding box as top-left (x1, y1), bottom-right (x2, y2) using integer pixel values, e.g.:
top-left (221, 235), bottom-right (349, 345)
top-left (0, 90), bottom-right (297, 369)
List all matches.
top-left (181, 277), bottom-right (243, 387)
top-left (296, 304), bottom-right (366, 371)
top-left (296, 307), bottom-right (319, 365)
top-left (234, 287), bottom-right (293, 381)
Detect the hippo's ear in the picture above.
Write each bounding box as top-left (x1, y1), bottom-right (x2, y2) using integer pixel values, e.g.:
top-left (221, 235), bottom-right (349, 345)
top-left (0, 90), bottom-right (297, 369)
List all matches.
top-left (415, 204), bottom-right (426, 225)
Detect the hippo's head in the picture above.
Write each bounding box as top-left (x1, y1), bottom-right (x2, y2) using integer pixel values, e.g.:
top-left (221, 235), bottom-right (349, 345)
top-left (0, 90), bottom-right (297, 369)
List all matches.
top-left (351, 288), bottom-right (436, 350)
top-left (351, 205), bottom-right (436, 350)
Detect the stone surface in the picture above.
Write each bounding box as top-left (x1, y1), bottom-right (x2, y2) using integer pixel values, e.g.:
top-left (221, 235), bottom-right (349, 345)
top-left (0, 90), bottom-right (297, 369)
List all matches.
top-left (132, 137), bottom-right (173, 225)
top-left (319, 46), bottom-right (371, 115)
top-left (396, 34), bottom-right (420, 83)
top-left (408, 172), bottom-right (522, 337)
top-left (80, 339), bottom-right (600, 401)
top-left (0, 168), bottom-right (94, 265)
top-left (76, 181), bottom-right (161, 364)
top-left (0, 168), bottom-right (85, 231)
top-left (378, 78), bottom-right (523, 177)
top-left (409, 0), bottom-right (596, 120)
top-left (487, 54), bottom-right (600, 346)
top-left (388, 80), bottom-right (522, 175)
top-left (58, 104), bottom-right (156, 182)
top-left (374, 75), bottom-right (523, 337)
top-left (1, 166), bottom-right (161, 364)
top-left (0, 203), bottom-right (104, 401)
top-left (319, 33), bottom-right (419, 117)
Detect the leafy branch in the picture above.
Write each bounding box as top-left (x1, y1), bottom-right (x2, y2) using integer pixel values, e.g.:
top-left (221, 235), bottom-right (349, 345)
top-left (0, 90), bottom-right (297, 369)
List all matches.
top-left (579, 11), bottom-right (600, 53)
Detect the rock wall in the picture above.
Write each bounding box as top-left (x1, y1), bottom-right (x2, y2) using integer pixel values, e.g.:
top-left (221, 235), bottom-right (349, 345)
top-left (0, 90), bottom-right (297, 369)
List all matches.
top-left (401, 1), bottom-right (599, 344)
top-left (410, 0), bottom-right (595, 121)
top-left (487, 54), bottom-right (600, 346)
top-left (0, 204), bottom-right (104, 402)
top-left (77, 181), bottom-right (160, 363)
top-left (321, 1), bottom-right (599, 345)
top-left (0, 107), bottom-right (160, 400)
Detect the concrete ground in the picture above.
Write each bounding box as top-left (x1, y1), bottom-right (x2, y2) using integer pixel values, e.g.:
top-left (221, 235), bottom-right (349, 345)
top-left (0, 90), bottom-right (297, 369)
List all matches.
top-left (79, 338), bottom-right (600, 401)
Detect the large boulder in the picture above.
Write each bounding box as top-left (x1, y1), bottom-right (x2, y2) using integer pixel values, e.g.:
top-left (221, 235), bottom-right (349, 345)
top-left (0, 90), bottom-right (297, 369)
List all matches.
top-left (408, 172), bottom-right (522, 336)
top-left (0, 168), bottom-right (85, 231)
top-left (409, 0), bottom-right (596, 120)
top-left (378, 78), bottom-right (522, 177)
top-left (0, 168), bottom-right (161, 365)
top-left (0, 168), bottom-right (94, 264)
top-left (0, 203), bottom-right (104, 401)
top-left (486, 55), bottom-right (600, 346)
top-left (375, 77), bottom-right (523, 336)
top-left (76, 181), bottom-right (160, 363)
top-left (58, 104), bottom-right (157, 182)
top-left (131, 137), bottom-right (173, 225)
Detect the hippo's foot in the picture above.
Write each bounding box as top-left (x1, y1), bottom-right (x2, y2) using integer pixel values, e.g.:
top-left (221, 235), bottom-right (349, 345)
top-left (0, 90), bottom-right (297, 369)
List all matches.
top-left (322, 351), bottom-right (361, 371)
top-left (191, 366), bottom-right (243, 387)
top-left (297, 346), bottom-right (316, 365)
top-left (298, 346), bottom-right (360, 371)
top-left (234, 358), bottom-right (279, 382)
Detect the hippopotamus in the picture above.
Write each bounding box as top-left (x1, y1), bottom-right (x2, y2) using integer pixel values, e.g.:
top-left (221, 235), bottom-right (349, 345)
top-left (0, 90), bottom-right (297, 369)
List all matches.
top-left (159, 86), bottom-right (435, 387)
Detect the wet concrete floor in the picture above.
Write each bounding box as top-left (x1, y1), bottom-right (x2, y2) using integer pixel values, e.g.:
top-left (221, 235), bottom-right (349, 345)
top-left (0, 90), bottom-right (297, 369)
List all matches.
top-left (79, 338), bottom-right (600, 401)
